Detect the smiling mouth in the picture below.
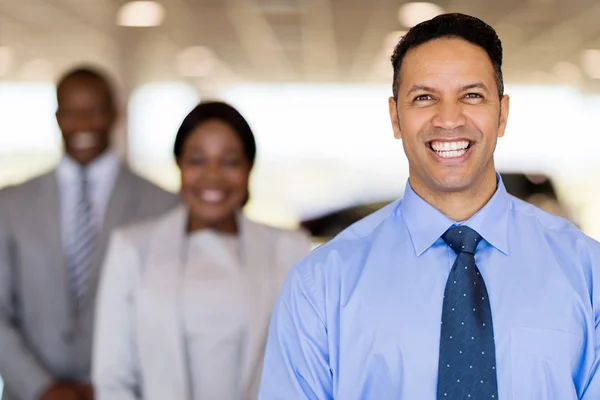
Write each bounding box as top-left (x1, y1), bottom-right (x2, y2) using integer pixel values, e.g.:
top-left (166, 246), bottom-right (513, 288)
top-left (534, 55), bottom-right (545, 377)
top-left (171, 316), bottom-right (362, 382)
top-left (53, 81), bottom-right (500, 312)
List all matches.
top-left (69, 131), bottom-right (98, 150)
top-left (194, 189), bottom-right (227, 203)
top-left (428, 139), bottom-right (472, 158)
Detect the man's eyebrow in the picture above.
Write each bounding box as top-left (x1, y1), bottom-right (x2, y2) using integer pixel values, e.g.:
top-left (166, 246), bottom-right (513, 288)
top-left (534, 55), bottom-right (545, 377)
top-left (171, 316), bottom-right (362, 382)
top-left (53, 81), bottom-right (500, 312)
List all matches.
top-left (405, 82), bottom-right (490, 96)
top-left (460, 82), bottom-right (489, 92)
top-left (406, 85), bottom-right (439, 96)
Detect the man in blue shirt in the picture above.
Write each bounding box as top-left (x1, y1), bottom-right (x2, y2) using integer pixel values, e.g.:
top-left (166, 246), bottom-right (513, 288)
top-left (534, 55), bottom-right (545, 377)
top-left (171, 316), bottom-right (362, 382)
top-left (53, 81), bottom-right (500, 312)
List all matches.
top-left (259, 13), bottom-right (600, 400)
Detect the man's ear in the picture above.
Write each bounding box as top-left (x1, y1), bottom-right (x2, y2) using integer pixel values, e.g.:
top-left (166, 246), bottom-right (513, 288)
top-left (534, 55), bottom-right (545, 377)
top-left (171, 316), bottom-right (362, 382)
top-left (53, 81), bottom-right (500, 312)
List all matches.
top-left (497, 94), bottom-right (510, 138)
top-left (389, 97), bottom-right (402, 139)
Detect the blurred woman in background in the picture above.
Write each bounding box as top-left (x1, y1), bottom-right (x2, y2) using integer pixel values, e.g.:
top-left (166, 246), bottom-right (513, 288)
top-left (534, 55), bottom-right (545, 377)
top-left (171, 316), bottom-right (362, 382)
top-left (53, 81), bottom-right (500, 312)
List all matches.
top-left (92, 101), bottom-right (310, 400)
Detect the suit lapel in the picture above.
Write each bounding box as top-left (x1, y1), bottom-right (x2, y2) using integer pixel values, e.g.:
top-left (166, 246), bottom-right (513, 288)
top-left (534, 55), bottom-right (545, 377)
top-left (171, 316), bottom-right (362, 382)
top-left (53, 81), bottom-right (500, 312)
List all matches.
top-left (36, 173), bottom-right (71, 321)
top-left (101, 166), bottom-right (136, 234)
top-left (140, 206), bottom-right (190, 400)
top-left (36, 173), bottom-right (66, 272)
top-left (238, 215), bottom-right (277, 397)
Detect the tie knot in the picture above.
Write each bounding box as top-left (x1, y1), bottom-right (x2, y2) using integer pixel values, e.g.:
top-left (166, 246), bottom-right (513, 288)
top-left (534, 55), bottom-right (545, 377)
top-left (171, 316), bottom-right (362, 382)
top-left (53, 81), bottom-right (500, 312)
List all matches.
top-left (442, 225), bottom-right (482, 255)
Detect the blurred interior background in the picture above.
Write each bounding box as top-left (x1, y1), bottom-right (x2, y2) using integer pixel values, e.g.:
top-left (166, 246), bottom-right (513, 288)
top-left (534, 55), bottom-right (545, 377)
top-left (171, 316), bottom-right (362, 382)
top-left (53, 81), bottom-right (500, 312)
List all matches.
top-left (2, 0), bottom-right (600, 241)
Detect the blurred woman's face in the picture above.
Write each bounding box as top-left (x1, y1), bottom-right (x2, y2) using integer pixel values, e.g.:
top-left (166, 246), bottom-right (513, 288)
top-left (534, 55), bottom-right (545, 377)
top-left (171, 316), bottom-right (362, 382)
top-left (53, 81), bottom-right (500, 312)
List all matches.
top-left (178, 119), bottom-right (252, 233)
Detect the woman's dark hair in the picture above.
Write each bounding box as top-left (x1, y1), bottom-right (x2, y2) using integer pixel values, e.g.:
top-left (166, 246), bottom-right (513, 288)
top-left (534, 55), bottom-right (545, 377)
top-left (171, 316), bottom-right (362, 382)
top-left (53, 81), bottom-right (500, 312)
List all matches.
top-left (173, 101), bottom-right (257, 165)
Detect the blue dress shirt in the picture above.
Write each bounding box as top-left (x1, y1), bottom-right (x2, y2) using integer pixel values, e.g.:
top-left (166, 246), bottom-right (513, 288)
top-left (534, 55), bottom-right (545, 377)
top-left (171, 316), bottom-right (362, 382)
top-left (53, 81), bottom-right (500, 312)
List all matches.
top-left (259, 175), bottom-right (600, 399)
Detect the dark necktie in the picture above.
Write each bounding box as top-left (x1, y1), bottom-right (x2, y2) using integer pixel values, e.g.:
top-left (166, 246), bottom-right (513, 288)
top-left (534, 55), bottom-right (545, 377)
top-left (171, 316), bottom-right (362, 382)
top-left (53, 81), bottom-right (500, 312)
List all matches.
top-left (437, 225), bottom-right (499, 399)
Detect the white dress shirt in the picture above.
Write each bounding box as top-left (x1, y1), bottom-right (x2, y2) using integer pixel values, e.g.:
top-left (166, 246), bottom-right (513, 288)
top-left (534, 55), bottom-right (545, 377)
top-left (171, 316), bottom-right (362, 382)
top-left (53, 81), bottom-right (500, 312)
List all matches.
top-left (183, 229), bottom-right (247, 400)
top-left (55, 151), bottom-right (121, 254)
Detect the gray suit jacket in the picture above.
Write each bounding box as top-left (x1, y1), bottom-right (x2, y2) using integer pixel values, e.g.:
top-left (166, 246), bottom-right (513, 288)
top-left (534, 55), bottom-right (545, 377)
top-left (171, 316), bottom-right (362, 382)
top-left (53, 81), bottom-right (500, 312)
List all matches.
top-left (0, 166), bottom-right (179, 400)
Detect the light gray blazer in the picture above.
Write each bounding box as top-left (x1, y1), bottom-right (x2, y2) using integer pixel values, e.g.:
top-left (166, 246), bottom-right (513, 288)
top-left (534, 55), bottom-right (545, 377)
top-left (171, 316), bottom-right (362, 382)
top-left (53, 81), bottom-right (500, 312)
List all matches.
top-left (0, 167), bottom-right (179, 400)
top-left (92, 206), bottom-right (311, 400)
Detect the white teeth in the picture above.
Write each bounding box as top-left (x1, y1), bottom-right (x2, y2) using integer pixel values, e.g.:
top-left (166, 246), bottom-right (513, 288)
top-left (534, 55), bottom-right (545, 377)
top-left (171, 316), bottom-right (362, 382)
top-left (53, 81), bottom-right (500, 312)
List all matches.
top-left (199, 190), bottom-right (225, 202)
top-left (70, 132), bottom-right (98, 150)
top-left (437, 149), bottom-right (467, 158)
top-left (430, 140), bottom-right (469, 152)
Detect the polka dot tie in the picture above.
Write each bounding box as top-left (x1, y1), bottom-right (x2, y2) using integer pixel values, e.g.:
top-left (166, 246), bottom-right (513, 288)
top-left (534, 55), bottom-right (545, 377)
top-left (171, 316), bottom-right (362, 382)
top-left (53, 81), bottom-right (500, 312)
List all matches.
top-left (437, 226), bottom-right (498, 399)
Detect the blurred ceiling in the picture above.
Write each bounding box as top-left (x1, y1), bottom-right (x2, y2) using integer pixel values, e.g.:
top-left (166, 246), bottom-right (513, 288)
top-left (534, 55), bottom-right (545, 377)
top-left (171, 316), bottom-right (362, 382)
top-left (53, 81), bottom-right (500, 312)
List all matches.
top-left (3, 0), bottom-right (600, 92)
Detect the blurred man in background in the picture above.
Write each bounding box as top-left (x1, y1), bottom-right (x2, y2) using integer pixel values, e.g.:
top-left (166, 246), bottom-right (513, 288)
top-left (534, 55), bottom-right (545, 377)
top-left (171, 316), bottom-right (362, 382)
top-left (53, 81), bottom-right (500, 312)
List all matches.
top-left (0, 67), bottom-right (178, 400)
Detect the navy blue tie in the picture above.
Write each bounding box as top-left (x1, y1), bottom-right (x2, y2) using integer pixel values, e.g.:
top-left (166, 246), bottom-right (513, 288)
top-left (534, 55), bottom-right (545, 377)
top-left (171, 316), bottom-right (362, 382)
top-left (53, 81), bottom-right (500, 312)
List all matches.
top-left (437, 226), bottom-right (498, 399)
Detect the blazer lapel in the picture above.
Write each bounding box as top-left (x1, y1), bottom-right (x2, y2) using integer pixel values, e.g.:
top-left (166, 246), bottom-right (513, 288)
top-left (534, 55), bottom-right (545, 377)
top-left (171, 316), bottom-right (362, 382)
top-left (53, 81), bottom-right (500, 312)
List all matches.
top-left (238, 215), bottom-right (277, 398)
top-left (139, 206), bottom-right (191, 400)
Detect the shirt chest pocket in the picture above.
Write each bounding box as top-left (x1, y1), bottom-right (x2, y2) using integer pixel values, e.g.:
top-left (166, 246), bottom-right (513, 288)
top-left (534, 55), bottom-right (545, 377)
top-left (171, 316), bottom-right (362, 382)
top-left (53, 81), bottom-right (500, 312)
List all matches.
top-left (510, 327), bottom-right (582, 400)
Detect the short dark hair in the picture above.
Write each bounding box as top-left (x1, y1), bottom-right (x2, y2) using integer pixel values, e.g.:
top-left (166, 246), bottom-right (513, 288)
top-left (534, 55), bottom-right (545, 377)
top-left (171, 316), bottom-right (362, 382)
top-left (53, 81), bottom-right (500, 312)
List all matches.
top-left (391, 13), bottom-right (503, 100)
top-left (173, 101), bottom-right (257, 165)
top-left (56, 66), bottom-right (116, 106)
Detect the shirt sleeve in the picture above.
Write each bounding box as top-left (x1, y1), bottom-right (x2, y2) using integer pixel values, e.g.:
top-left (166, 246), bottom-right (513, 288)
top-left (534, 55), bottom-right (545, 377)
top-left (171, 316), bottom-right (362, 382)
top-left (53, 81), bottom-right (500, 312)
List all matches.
top-left (258, 265), bottom-right (333, 399)
top-left (581, 321), bottom-right (600, 399)
top-left (581, 236), bottom-right (600, 399)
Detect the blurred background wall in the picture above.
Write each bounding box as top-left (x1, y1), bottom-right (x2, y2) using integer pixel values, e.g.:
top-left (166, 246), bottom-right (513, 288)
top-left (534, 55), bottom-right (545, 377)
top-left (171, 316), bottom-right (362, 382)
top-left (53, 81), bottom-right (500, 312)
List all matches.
top-left (2, 0), bottom-right (600, 238)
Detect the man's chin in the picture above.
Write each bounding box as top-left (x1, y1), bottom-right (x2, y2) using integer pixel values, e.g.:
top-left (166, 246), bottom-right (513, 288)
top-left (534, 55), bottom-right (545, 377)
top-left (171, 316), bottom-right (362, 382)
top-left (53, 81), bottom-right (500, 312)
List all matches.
top-left (65, 147), bottom-right (105, 165)
top-left (430, 168), bottom-right (496, 194)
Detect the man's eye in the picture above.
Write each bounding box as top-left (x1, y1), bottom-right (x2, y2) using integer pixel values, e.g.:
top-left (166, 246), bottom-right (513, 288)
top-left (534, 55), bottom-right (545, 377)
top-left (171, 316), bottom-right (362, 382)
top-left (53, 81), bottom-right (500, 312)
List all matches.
top-left (465, 93), bottom-right (483, 99)
top-left (414, 94), bottom-right (433, 102)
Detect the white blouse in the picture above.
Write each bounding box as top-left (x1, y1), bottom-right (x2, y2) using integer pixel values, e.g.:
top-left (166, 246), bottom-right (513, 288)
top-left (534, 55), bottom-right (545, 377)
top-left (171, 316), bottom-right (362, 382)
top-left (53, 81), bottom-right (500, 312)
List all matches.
top-left (183, 229), bottom-right (248, 400)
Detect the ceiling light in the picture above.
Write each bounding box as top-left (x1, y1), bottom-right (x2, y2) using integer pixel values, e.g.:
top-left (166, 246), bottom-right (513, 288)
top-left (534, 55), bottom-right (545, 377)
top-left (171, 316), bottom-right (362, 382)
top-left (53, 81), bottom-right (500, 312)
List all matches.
top-left (260, 0), bottom-right (301, 14)
top-left (582, 49), bottom-right (600, 79)
top-left (0, 47), bottom-right (15, 76)
top-left (398, 2), bottom-right (444, 28)
top-left (175, 46), bottom-right (218, 77)
top-left (117, 1), bottom-right (165, 27)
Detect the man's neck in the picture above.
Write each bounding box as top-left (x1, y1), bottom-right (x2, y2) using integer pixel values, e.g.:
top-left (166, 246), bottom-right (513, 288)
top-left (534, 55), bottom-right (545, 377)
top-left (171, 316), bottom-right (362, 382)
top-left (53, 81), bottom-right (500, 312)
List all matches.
top-left (65, 148), bottom-right (111, 168)
top-left (409, 171), bottom-right (498, 222)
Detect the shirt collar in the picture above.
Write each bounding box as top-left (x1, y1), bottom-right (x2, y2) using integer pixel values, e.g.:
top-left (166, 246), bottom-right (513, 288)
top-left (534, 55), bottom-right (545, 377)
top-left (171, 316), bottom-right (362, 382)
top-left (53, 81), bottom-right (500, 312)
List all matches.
top-left (398, 172), bottom-right (511, 256)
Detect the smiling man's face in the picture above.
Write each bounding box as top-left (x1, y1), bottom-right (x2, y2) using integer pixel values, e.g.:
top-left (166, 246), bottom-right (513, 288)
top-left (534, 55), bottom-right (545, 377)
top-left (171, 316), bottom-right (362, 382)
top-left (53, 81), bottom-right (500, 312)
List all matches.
top-left (389, 37), bottom-right (510, 197)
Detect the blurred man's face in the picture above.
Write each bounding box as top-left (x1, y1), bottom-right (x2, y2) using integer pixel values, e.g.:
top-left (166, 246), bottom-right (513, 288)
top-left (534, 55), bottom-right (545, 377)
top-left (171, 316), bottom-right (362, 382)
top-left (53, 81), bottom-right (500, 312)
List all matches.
top-left (388, 37), bottom-right (509, 198)
top-left (55, 76), bottom-right (116, 165)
